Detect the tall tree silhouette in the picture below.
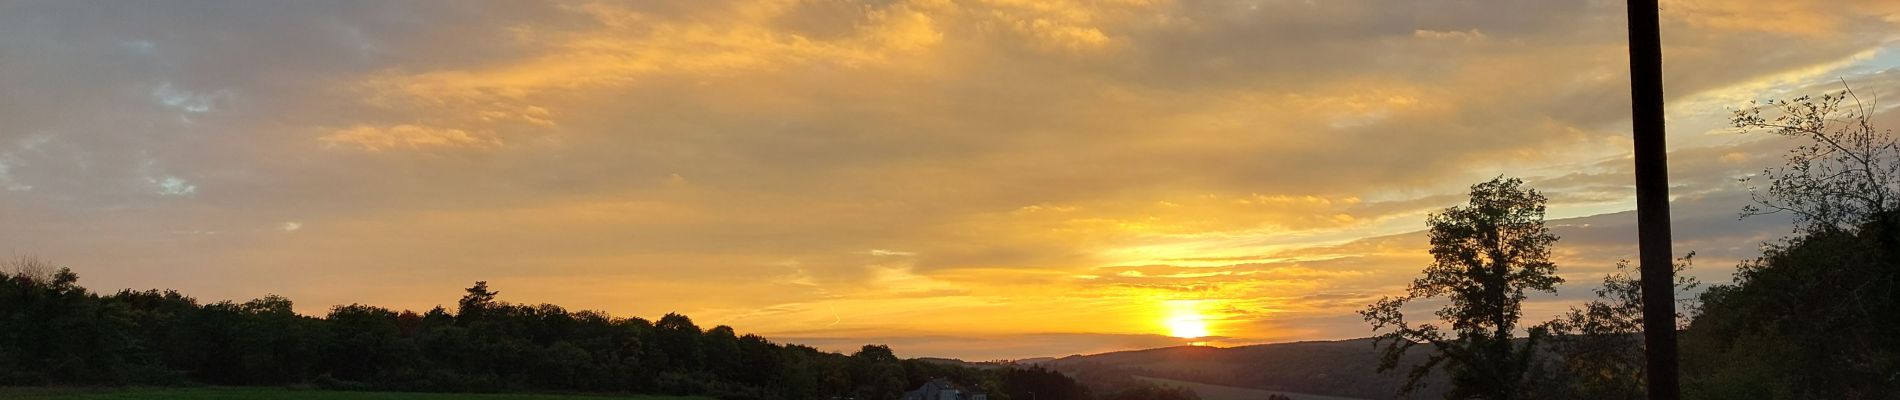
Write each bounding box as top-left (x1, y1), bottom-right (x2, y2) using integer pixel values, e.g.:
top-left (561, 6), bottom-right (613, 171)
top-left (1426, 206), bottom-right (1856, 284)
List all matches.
top-left (849, 344), bottom-right (907, 400)
top-left (1680, 88), bottom-right (1900, 398)
top-left (456, 281), bottom-right (500, 323)
top-left (653, 313), bottom-right (704, 373)
top-left (1362, 177), bottom-right (1562, 399)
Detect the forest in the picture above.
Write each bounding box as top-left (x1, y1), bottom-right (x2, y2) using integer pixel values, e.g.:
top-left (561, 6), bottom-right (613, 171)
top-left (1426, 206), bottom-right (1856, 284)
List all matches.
top-left (0, 269), bottom-right (1199, 400)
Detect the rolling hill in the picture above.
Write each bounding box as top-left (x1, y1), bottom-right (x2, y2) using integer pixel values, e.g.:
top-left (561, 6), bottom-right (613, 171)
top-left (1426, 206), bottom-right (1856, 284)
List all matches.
top-left (1033, 338), bottom-right (1449, 400)
top-left (1136, 377), bottom-right (1368, 400)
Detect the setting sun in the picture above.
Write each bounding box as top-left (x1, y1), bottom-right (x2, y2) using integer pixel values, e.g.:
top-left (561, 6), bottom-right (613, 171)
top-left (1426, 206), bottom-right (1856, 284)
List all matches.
top-left (1167, 317), bottom-right (1209, 339)
top-left (1164, 300), bottom-right (1211, 339)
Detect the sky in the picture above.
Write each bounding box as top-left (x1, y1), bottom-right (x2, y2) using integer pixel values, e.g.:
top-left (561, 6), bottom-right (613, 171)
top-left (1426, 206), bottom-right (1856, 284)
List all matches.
top-left (3, 0), bottom-right (1900, 361)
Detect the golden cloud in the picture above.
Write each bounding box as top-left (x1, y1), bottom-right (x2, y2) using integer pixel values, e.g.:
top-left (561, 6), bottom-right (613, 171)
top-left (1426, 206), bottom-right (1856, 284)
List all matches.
top-left (320, 124), bottom-right (500, 151)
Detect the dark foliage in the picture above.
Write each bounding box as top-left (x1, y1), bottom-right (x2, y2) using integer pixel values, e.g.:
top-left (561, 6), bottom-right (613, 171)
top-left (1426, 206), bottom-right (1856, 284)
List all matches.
top-left (1361, 177), bottom-right (1561, 399)
top-left (0, 267), bottom-right (1105, 400)
top-left (1527, 255), bottom-right (1698, 400)
top-left (1672, 88), bottom-right (1900, 399)
top-left (1682, 220), bottom-right (1899, 399)
top-left (1000, 366), bottom-right (1091, 400)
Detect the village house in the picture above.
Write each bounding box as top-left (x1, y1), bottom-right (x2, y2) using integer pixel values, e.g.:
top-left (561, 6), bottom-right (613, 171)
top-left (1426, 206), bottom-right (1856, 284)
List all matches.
top-left (901, 378), bottom-right (988, 400)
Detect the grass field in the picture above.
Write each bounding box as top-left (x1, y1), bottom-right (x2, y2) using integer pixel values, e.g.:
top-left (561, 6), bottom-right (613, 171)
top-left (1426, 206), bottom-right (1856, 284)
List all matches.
top-left (0, 387), bottom-right (713, 400)
top-left (1137, 376), bottom-right (1367, 400)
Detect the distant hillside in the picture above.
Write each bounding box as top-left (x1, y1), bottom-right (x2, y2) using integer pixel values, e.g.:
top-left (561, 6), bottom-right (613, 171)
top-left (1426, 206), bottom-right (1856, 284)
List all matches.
top-left (1136, 376), bottom-right (1366, 400)
top-left (915, 357), bottom-right (1005, 370)
top-left (1034, 338), bottom-right (1449, 400)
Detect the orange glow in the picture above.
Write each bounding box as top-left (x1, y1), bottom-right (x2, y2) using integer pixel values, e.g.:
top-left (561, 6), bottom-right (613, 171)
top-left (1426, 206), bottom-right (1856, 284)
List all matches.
top-left (11, 0), bottom-right (1869, 363)
top-left (1164, 300), bottom-right (1211, 338)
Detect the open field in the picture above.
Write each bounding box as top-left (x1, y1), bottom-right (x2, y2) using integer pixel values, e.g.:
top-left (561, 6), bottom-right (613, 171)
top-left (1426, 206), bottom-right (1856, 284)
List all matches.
top-left (1138, 376), bottom-right (1368, 400)
top-left (0, 387), bottom-right (712, 400)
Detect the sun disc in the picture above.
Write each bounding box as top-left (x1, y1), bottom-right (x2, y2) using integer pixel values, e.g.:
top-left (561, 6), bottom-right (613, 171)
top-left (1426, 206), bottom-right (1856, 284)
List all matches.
top-left (1167, 317), bottom-right (1209, 338)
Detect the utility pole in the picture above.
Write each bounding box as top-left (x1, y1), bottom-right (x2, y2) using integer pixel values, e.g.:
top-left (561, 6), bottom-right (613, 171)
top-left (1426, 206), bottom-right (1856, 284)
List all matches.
top-left (1626, 1), bottom-right (1679, 399)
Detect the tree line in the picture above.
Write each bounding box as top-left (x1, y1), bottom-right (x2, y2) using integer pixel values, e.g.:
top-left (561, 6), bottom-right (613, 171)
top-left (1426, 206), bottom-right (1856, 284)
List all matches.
top-left (0, 268), bottom-right (1195, 400)
top-left (1364, 88), bottom-right (1900, 399)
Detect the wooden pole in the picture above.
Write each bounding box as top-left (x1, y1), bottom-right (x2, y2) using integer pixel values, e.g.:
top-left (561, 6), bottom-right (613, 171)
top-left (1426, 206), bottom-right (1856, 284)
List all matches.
top-left (1626, 1), bottom-right (1679, 399)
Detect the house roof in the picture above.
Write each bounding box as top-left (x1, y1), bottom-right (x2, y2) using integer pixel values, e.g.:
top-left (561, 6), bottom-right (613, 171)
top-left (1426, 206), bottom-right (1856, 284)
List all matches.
top-left (904, 378), bottom-right (966, 399)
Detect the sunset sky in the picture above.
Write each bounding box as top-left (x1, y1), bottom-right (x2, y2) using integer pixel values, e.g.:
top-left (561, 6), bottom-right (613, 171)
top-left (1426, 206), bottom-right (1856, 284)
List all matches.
top-left (4, 0), bottom-right (1900, 361)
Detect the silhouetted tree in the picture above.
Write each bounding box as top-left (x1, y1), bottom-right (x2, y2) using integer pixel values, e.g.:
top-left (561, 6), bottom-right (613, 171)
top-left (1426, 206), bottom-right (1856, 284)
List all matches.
top-left (732, 333), bottom-right (781, 387)
top-left (1531, 255), bottom-right (1699, 399)
top-left (1732, 85), bottom-right (1900, 235)
top-left (1002, 365), bottom-right (1091, 400)
top-left (1, 270), bottom-right (1064, 400)
top-left (0, 257), bottom-right (144, 385)
top-left (654, 313), bottom-right (705, 373)
top-left (1361, 177), bottom-right (1562, 399)
top-left (703, 325), bottom-right (744, 382)
top-left (1674, 88), bottom-right (1900, 399)
top-left (231, 295), bottom-right (323, 384)
top-left (323, 304), bottom-right (414, 384)
top-left (851, 344), bottom-right (908, 400)
top-left (108, 288), bottom-right (199, 384)
top-left (456, 281), bottom-right (500, 323)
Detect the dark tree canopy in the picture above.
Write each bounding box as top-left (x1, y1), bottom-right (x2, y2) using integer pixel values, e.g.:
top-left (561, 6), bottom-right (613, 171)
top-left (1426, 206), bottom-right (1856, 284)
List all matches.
top-left (0, 259), bottom-right (1194, 400)
top-left (1529, 255), bottom-right (1700, 400)
top-left (1361, 176), bottom-right (1562, 399)
top-left (1683, 226), bottom-right (1900, 399)
top-left (1671, 87), bottom-right (1900, 399)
